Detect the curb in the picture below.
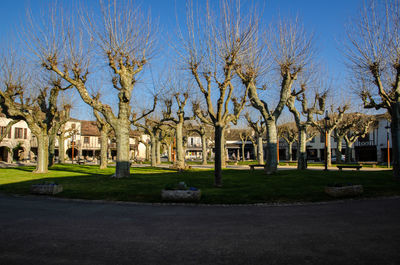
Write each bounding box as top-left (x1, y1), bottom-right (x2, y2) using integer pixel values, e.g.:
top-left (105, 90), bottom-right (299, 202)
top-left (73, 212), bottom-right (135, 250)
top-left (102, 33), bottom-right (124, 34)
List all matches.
top-left (2, 192), bottom-right (400, 208)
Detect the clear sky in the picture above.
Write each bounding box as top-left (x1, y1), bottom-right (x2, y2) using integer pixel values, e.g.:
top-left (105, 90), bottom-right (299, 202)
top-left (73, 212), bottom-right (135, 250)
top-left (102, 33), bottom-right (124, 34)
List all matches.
top-left (0, 0), bottom-right (364, 120)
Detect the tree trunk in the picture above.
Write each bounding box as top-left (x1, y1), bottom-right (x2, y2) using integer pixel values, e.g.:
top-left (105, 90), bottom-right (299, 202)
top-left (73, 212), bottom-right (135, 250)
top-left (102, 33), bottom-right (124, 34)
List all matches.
top-left (257, 136), bottom-right (264, 164)
top-left (33, 131), bottom-right (49, 173)
top-left (201, 134), bottom-right (207, 165)
top-left (214, 125), bottom-right (224, 187)
top-left (59, 134), bottom-right (65, 164)
top-left (150, 135), bottom-right (157, 167)
top-left (156, 138), bottom-right (161, 165)
top-left (176, 123), bottom-right (185, 168)
top-left (265, 120), bottom-right (278, 174)
top-left (326, 131), bottom-right (332, 167)
top-left (345, 141), bottom-right (354, 163)
top-left (288, 142), bottom-right (293, 162)
top-left (114, 126), bottom-right (130, 178)
top-left (252, 143), bottom-right (257, 162)
top-left (100, 130), bottom-right (108, 169)
top-left (167, 144), bottom-right (172, 162)
top-left (48, 134), bottom-right (56, 167)
top-left (297, 128), bottom-right (307, 170)
top-left (336, 136), bottom-right (343, 164)
top-left (391, 103), bottom-right (400, 179)
top-left (241, 143), bottom-right (245, 162)
top-left (146, 144), bottom-right (150, 161)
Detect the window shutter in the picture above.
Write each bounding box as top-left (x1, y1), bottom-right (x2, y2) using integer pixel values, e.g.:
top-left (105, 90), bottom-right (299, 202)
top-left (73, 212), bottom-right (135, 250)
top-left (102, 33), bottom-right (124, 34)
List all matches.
top-left (24, 128), bottom-right (27, 139)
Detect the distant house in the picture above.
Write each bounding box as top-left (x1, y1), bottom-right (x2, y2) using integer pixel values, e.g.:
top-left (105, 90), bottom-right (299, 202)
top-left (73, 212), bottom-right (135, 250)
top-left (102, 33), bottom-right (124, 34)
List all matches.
top-left (0, 115), bottom-right (32, 163)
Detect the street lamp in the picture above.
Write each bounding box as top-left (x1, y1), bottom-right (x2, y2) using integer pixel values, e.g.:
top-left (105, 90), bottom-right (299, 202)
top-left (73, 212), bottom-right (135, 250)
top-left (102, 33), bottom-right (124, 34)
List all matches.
top-left (385, 122), bottom-right (391, 168)
top-left (324, 111), bottom-right (330, 171)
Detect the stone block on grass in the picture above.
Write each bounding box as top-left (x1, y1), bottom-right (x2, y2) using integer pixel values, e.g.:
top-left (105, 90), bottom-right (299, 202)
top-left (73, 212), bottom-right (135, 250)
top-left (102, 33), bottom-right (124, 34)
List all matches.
top-left (161, 189), bottom-right (201, 202)
top-left (31, 183), bottom-right (63, 195)
top-left (325, 185), bottom-right (363, 198)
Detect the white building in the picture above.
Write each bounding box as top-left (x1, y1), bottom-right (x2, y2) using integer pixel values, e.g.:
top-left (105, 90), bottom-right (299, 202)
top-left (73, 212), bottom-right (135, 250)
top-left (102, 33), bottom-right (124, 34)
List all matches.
top-left (0, 116), bottom-right (32, 162)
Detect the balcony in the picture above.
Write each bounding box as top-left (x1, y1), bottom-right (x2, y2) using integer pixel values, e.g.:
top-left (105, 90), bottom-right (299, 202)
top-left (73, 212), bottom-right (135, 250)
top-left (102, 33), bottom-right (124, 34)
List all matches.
top-left (187, 143), bottom-right (202, 148)
top-left (81, 143), bottom-right (100, 149)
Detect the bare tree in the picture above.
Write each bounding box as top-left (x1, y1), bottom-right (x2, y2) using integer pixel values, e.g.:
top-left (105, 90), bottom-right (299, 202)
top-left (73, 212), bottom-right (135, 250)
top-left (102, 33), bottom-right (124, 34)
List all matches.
top-left (57, 123), bottom-right (75, 164)
top-left (333, 114), bottom-right (357, 163)
top-left (26, 1), bottom-right (156, 178)
top-left (239, 130), bottom-right (251, 162)
top-left (345, 0), bottom-right (400, 178)
top-left (182, 0), bottom-right (251, 186)
top-left (187, 120), bottom-right (213, 165)
top-left (0, 55), bottom-right (71, 173)
top-left (245, 113), bottom-right (265, 164)
top-left (277, 123), bottom-right (297, 162)
top-left (236, 18), bottom-right (314, 174)
top-left (136, 117), bottom-right (163, 167)
top-left (161, 91), bottom-right (191, 169)
top-left (339, 114), bottom-right (375, 162)
top-left (94, 110), bottom-right (113, 169)
top-left (161, 128), bottom-right (175, 163)
top-left (286, 86), bottom-right (326, 169)
top-left (312, 105), bottom-right (348, 166)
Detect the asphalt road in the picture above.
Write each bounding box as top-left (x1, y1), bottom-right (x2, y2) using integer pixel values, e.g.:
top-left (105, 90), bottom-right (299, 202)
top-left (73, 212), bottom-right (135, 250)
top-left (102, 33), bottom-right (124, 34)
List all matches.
top-left (1, 194), bottom-right (399, 265)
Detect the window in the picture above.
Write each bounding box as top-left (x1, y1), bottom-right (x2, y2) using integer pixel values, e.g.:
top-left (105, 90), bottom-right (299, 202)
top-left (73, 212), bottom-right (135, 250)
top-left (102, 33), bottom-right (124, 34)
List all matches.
top-left (24, 128), bottom-right (27, 139)
top-left (71, 124), bottom-right (76, 129)
top-left (84, 137), bottom-right (89, 144)
top-left (0, 126), bottom-right (11, 138)
top-left (320, 133), bottom-right (325, 143)
top-left (14, 128), bottom-right (24, 139)
top-left (310, 137), bottom-right (315, 143)
top-left (98, 137), bottom-right (101, 144)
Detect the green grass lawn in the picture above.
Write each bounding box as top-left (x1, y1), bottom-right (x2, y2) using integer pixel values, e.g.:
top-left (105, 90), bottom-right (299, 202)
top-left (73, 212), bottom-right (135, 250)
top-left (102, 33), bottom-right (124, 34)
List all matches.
top-left (0, 164), bottom-right (399, 204)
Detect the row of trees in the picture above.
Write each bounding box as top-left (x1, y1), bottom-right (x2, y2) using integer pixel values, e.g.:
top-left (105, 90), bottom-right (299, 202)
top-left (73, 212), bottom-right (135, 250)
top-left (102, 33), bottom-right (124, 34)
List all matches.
top-left (0, 0), bottom-right (399, 185)
top-left (278, 112), bottom-right (375, 166)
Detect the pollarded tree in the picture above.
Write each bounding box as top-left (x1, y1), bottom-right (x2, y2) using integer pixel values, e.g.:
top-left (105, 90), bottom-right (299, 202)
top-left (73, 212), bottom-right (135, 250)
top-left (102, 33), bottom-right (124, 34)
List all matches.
top-left (345, 0), bottom-right (400, 178)
top-left (239, 130), bottom-right (251, 162)
top-left (161, 92), bottom-right (191, 169)
top-left (236, 18), bottom-right (315, 174)
top-left (57, 123), bottom-right (75, 164)
top-left (182, 1), bottom-right (251, 186)
top-left (161, 128), bottom-right (175, 163)
top-left (245, 113), bottom-right (265, 164)
top-left (187, 120), bottom-right (213, 165)
top-left (0, 56), bottom-right (71, 173)
top-left (27, 1), bottom-right (156, 178)
top-left (286, 86), bottom-right (326, 170)
top-left (136, 117), bottom-right (163, 167)
top-left (333, 113), bottom-right (357, 163)
top-left (94, 110), bottom-right (113, 169)
top-left (312, 105), bottom-right (348, 166)
top-left (48, 102), bottom-right (71, 167)
top-left (277, 123), bottom-right (297, 162)
top-left (342, 114), bottom-right (375, 162)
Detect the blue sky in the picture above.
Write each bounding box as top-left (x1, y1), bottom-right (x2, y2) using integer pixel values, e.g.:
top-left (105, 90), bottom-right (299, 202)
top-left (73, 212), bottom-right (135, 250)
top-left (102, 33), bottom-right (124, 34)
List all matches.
top-left (0, 0), bottom-right (364, 120)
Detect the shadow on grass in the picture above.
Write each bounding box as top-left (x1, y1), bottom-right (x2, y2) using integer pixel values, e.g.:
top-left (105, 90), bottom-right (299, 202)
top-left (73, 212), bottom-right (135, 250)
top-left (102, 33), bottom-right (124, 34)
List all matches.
top-left (1, 165), bottom-right (399, 204)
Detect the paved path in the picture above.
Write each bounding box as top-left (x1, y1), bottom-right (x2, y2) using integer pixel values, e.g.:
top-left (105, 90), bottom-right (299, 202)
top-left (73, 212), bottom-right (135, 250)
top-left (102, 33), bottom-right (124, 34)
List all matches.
top-left (1, 194), bottom-right (399, 265)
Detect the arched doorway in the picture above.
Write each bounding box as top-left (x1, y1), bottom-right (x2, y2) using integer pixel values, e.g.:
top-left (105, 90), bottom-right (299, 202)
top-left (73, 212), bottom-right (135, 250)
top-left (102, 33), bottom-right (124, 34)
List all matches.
top-left (0, 146), bottom-right (10, 162)
top-left (13, 146), bottom-right (25, 161)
